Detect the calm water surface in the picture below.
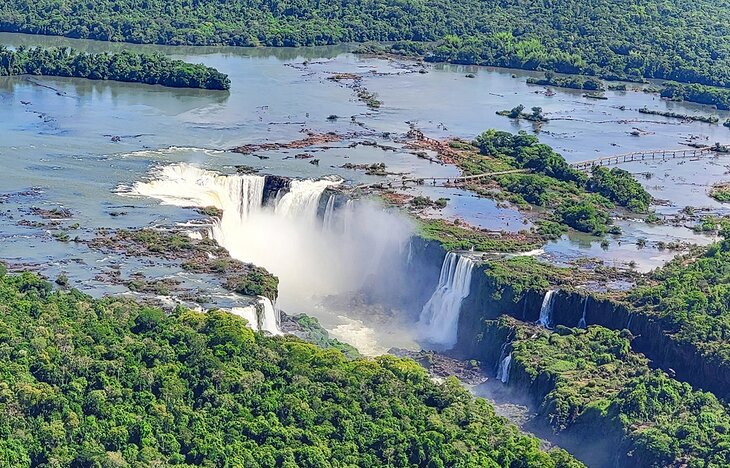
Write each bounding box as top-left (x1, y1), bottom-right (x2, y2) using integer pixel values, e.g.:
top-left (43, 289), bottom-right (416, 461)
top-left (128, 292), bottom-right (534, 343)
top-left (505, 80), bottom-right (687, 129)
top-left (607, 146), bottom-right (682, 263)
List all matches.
top-left (0, 31), bottom-right (727, 304)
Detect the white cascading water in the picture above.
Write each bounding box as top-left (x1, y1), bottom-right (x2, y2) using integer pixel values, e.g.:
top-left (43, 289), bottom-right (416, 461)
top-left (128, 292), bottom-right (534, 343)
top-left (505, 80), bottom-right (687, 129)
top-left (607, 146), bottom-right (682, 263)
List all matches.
top-left (496, 352), bottom-right (512, 384)
top-left (275, 179), bottom-right (337, 222)
top-left (626, 313), bottom-right (633, 329)
top-left (537, 290), bottom-right (556, 328)
top-left (131, 163), bottom-right (414, 349)
top-left (322, 194), bottom-right (336, 231)
top-left (578, 296), bottom-right (589, 329)
top-left (231, 296), bottom-right (281, 335)
top-left (418, 252), bottom-right (475, 349)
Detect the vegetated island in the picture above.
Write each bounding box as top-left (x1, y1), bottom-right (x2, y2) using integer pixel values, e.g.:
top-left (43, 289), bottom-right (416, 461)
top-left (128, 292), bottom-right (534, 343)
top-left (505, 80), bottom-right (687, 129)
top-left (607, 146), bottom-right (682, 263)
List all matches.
top-left (526, 72), bottom-right (604, 91)
top-left (0, 46), bottom-right (230, 90)
top-left (412, 130), bottom-right (653, 241)
top-left (638, 107), bottom-right (719, 124)
top-left (0, 265), bottom-right (581, 467)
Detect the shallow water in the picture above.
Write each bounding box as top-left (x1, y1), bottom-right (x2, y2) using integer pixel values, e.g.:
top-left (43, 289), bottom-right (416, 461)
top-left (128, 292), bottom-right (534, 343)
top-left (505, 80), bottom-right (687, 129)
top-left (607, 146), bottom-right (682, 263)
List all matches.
top-left (0, 31), bottom-right (727, 348)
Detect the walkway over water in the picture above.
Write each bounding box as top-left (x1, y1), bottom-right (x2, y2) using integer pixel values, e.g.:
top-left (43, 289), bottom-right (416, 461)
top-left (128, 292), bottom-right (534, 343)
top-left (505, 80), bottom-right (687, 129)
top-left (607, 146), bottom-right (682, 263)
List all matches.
top-left (570, 146), bottom-right (726, 171)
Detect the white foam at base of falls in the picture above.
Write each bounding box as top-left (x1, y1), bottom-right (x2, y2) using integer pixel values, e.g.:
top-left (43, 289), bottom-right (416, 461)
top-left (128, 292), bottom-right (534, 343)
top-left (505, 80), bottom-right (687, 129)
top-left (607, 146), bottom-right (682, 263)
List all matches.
top-left (130, 163), bottom-right (415, 355)
top-left (418, 252), bottom-right (475, 349)
top-left (537, 290), bottom-right (556, 328)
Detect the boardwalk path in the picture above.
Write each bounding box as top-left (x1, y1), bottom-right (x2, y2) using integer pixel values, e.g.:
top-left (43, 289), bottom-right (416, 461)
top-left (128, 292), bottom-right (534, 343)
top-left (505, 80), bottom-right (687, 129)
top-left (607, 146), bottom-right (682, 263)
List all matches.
top-left (570, 146), bottom-right (723, 171)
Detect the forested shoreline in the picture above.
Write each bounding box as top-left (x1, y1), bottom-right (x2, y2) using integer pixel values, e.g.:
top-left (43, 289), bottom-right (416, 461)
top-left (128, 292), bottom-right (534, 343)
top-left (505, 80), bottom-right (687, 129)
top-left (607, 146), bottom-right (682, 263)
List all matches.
top-left (0, 46), bottom-right (230, 90)
top-left (0, 267), bottom-right (580, 467)
top-left (2, 0), bottom-right (730, 90)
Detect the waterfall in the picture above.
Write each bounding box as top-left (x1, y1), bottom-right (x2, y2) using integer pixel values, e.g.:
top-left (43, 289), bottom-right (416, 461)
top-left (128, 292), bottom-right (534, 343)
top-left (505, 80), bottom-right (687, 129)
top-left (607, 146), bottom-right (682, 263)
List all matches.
top-left (578, 296), bottom-right (589, 329)
top-left (130, 163), bottom-right (265, 220)
top-left (418, 252), bottom-right (475, 349)
top-left (130, 162), bottom-right (415, 356)
top-left (537, 290), bottom-right (556, 328)
top-left (626, 313), bottom-right (633, 329)
top-left (230, 296), bottom-right (282, 335)
top-left (275, 178), bottom-right (338, 222)
top-left (341, 199), bottom-right (355, 237)
top-left (257, 297), bottom-right (281, 335)
top-left (322, 194), bottom-right (336, 231)
top-left (496, 352), bottom-right (513, 384)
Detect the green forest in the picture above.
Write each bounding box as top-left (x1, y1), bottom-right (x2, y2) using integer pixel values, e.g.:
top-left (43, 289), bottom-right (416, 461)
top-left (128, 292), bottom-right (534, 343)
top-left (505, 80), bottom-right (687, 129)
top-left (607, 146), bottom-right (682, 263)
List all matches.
top-left (0, 267), bottom-right (580, 467)
top-left (500, 319), bottom-right (730, 467)
top-left (2, 0), bottom-right (730, 88)
top-left (0, 46), bottom-right (230, 90)
top-left (631, 238), bottom-right (730, 370)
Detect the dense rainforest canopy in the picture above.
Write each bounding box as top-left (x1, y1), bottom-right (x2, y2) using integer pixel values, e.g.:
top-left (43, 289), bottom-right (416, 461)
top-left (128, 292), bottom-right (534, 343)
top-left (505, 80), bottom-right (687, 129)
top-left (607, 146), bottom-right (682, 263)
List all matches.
top-left (0, 46), bottom-right (230, 90)
top-left (0, 267), bottom-right (580, 467)
top-left (502, 320), bottom-right (730, 467)
top-left (1, 0), bottom-right (730, 88)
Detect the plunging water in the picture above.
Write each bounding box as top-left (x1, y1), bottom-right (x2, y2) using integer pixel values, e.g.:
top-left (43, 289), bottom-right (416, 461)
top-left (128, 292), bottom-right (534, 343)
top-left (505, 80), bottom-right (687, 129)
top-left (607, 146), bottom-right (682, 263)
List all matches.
top-left (132, 163), bottom-right (414, 350)
top-left (538, 290), bottom-right (556, 328)
top-left (418, 253), bottom-right (475, 349)
top-left (231, 297), bottom-right (282, 335)
top-left (322, 194), bottom-right (336, 231)
top-left (578, 297), bottom-right (589, 329)
top-left (496, 352), bottom-right (513, 384)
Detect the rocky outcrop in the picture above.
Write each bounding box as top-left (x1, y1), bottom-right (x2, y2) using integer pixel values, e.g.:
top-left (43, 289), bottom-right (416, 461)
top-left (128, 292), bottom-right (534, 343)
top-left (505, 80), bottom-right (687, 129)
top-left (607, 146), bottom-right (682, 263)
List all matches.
top-left (262, 175), bottom-right (291, 206)
top-left (451, 270), bottom-right (730, 399)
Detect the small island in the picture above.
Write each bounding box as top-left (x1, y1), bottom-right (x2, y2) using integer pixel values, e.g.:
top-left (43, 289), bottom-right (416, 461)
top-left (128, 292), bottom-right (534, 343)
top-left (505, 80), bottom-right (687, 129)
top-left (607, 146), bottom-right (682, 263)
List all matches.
top-left (0, 46), bottom-right (230, 90)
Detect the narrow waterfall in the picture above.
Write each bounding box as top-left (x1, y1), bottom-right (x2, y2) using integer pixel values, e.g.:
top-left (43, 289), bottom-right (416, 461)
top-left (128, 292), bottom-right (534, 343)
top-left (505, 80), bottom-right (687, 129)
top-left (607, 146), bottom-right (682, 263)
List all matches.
top-left (626, 313), bottom-right (633, 329)
top-left (578, 296), bottom-right (589, 329)
top-left (537, 290), bottom-right (556, 328)
top-left (322, 194), bottom-right (336, 231)
top-left (230, 296), bottom-right (282, 335)
top-left (496, 352), bottom-right (513, 384)
top-left (257, 297), bottom-right (282, 335)
top-left (341, 199), bottom-right (355, 237)
top-left (406, 238), bottom-right (414, 265)
top-left (418, 252), bottom-right (475, 349)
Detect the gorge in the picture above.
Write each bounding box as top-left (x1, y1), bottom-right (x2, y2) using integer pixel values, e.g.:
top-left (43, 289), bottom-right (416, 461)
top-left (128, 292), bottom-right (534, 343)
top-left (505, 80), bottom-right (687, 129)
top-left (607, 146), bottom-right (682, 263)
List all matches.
top-left (1, 29), bottom-right (730, 467)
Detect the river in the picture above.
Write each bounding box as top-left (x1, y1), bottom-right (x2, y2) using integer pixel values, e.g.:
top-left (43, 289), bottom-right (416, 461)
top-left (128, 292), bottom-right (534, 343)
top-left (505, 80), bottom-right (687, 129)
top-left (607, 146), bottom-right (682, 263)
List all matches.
top-left (1, 30), bottom-right (728, 346)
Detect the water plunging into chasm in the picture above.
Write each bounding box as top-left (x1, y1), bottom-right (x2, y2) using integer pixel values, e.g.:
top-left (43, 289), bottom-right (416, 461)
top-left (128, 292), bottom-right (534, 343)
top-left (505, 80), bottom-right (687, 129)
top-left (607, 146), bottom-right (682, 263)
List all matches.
top-left (537, 290), bottom-right (556, 328)
top-left (418, 252), bottom-right (475, 349)
top-left (578, 296), bottom-right (589, 329)
top-left (496, 352), bottom-right (513, 384)
top-left (231, 297), bottom-right (281, 335)
top-left (131, 163), bottom-right (415, 349)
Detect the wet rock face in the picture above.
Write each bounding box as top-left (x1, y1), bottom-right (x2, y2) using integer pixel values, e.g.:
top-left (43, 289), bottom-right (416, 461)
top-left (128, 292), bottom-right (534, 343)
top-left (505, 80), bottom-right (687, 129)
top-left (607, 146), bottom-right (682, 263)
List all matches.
top-left (453, 277), bottom-right (730, 400)
top-left (262, 175), bottom-right (291, 206)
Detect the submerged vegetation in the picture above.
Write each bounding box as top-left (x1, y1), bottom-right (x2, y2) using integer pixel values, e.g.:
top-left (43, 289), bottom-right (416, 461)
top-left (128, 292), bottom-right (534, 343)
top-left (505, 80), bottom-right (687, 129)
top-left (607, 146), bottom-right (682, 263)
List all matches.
top-left (710, 184), bottom-right (730, 203)
top-left (0, 269), bottom-right (580, 467)
top-left (638, 107), bottom-right (719, 124)
top-left (496, 105), bottom-right (547, 122)
top-left (0, 46), bottom-right (230, 90)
